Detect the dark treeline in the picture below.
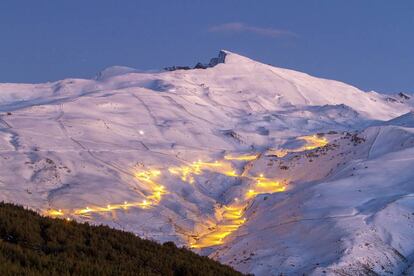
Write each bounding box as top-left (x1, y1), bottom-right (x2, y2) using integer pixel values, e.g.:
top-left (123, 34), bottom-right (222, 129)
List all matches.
top-left (0, 202), bottom-right (243, 276)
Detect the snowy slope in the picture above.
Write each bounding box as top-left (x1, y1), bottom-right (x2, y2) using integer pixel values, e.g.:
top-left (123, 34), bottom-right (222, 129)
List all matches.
top-left (212, 124), bottom-right (414, 275)
top-left (0, 50), bottom-right (413, 275)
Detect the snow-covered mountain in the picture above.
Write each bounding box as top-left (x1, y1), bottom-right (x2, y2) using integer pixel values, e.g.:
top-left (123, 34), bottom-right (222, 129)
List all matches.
top-left (0, 50), bottom-right (413, 275)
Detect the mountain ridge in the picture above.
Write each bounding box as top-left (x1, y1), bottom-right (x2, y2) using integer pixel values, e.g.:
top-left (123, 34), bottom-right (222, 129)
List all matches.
top-left (0, 51), bottom-right (413, 275)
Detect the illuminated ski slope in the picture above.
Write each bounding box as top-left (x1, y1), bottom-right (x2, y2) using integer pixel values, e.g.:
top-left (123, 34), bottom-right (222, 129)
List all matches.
top-left (45, 134), bottom-right (326, 249)
top-left (45, 168), bottom-right (167, 218)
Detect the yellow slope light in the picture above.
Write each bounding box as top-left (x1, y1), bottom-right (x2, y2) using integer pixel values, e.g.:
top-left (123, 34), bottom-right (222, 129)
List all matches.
top-left (190, 202), bottom-right (247, 248)
top-left (46, 209), bottom-right (64, 217)
top-left (168, 160), bottom-right (238, 184)
top-left (299, 135), bottom-right (328, 150)
top-left (47, 168), bottom-right (168, 219)
top-left (224, 154), bottom-right (259, 161)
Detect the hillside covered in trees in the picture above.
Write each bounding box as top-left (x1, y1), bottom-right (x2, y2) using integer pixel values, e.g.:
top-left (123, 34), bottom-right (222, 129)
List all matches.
top-left (0, 202), bottom-right (243, 275)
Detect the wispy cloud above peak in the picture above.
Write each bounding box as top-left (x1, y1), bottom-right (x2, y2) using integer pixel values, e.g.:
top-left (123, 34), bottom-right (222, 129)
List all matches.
top-left (208, 22), bottom-right (296, 38)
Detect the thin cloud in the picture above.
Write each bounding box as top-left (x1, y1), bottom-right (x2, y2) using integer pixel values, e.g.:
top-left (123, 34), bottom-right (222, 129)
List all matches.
top-left (208, 22), bottom-right (296, 38)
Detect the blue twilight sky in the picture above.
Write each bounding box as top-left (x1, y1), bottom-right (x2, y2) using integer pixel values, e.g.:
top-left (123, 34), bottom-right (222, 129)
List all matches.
top-left (0, 1), bottom-right (413, 93)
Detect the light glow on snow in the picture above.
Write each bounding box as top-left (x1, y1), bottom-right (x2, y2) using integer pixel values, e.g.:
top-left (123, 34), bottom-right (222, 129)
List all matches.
top-left (224, 153), bottom-right (259, 161)
top-left (46, 168), bottom-right (167, 218)
top-left (168, 160), bottom-right (237, 184)
top-left (189, 171), bottom-right (285, 248)
top-left (190, 203), bottom-right (246, 249)
top-left (300, 135), bottom-right (329, 150)
top-left (270, 134), bottom-right (328, 157)
top-left (189, 136), bottom-right (327, 248)
top-left (46, 134), bottom-right (326, 249)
